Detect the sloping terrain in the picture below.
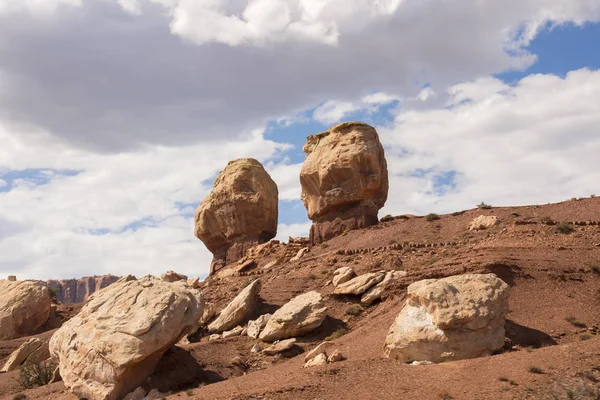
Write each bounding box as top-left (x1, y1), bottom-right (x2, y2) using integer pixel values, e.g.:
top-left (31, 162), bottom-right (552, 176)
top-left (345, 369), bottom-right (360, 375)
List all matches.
top-left (2, 198), bottom-right (599, 400)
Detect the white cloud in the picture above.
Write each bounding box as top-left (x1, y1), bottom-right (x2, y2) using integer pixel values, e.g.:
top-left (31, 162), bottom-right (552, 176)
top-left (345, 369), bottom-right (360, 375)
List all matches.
top-left (0, 0), bottom-right (80, 15)
top-left (0, 179), bottom-right (6, 187)
top-left (276, 222), bottom-right (312, 242)
top-left (312, 100), bottom-right (359, 125)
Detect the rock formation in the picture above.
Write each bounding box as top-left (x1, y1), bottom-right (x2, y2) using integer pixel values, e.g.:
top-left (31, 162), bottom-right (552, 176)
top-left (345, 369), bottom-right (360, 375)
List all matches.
top-left (46, 275), bottom-right (120, 304)
top-left (1, 338), bottom-right (50, 372)
top-left (384, 273), bottom-right (509, 363)
top-left (0, 280), bottom-right (51, 340)
top-left (49, 276), bottom-right (203, 400)
top-left (207, 279), bottom-right (261, 333)
top-left (300, 122), bottom-right (388, 244)
top-left (194, 158), bottom-right (279, 275)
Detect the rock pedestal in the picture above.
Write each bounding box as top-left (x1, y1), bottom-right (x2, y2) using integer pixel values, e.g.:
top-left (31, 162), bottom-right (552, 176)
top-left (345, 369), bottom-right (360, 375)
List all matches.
top-left (300, 122), bottom-right (388, 244)
top-left (194, 158), bottom-right (278, 275)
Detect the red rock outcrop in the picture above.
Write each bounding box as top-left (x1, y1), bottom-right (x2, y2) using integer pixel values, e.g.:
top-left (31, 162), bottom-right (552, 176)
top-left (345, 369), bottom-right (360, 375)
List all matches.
top-left (300, 122), bottom-right (388, 244)
top-left (194, 158), bottom-right (279, 275)
top-left (46, 275), bottom-right (120, 304)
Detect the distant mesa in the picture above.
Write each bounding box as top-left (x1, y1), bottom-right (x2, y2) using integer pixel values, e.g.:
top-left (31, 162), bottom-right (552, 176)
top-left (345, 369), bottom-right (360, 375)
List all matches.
top-left (300, 122), bottom-right (389, 244)
top-left (194, 158), bottom-right (279, 275)
top-left (46, 275), bottom-right (120, 304)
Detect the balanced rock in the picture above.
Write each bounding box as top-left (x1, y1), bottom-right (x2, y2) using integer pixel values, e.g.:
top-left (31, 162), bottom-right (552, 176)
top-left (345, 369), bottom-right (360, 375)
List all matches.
top-left (194, 158), bottom-right (279, 275)
top-left (469, 215), bottom-right (499, 231)
top-left (208, 279), bottom-right (261, 333)
top-left (361, 270), bottom-right (407, 305)
top-left (333, 272), bottom-right (385, 295)
top-left (384, 273), bottom-right (509, 363)
top-left (300, 122), bottom-right (388, 244)
top-left (49, 276), bottom-right (203, 400)
top-left (332, 267), bottom-right (355, 287)
top-left (0, 280), bottom-right (51, 340)
top-left (259, 291), bottom-right (327, 342)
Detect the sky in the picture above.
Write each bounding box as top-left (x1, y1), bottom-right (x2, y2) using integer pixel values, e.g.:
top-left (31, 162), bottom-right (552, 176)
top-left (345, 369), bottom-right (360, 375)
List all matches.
top-left (0, 0), bottom-right (599, 281)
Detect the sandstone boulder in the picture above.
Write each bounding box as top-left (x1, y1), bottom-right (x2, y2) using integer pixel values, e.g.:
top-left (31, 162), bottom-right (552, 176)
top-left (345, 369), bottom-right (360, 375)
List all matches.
top-left (1, 338), bottom-right (49, 372)
top-left (247, 313), bottom-right (271, 339)
top-left (361, 270), bottom-right (407, 305)
top-left (303, 353), bottom-right (328, 368)
top-left (222, 326), bottom-right (244, 339)
top-left (384, 273), bottom-right (509, 363)
top-left (333, 272), bottom-right (385, 295)
top-left (208, 279), bottom-right (261, 333)
top-left (49, 276), bottom-right (203, 400)
top-left (194, 158), bottom-right (279, 275)
top-left (469, 215), bottom-right (499, 231)
top-left (332, 267), bottom-right (355, 287)
top-left (0, 280), bottom-right (51, 340)
top-left (262, 338), bottom-right (297, 355)
top-left (259, 291), bottom-right (327, 342)
top-left (300, 122), bottom-right (388, 244)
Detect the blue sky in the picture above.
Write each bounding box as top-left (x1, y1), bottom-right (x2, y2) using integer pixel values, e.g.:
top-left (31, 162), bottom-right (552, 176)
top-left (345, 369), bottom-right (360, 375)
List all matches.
top-left (0, 0), bottom-right (599, 280)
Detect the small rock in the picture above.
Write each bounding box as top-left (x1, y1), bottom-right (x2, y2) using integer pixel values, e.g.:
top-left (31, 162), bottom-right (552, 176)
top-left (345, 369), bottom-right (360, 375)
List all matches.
top-left (247, 314), bottom-right (271, 339)
top-left (291, 247), bottom-right (310, 262)
top-left (327, 349), bottom-right (344, 363)
top-left (303, 352), bottom-right (328, 368)
top-left (222, 326), bottom-right (244, 339)
top-left (411, 360), bottom-right (433, 365)
top-left (208, 334), bottom-right (221, 341)
top-left (231, 356), bottom-right (247, 368)
top-left (250, 344), bottom-right (262, 353)
top-left (333, 267), bottom-right (355, 287)
top-left (262, 338), bottom-right (297, 356)
top-left (334, 272), bottom-right (386, 295)
top-left (123, 386), bottom-right (146, 400)
top-left (304, 341), bottom-right (333, 362)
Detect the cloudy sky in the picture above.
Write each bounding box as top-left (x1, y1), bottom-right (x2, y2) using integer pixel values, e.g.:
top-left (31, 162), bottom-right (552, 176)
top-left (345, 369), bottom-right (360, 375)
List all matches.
top-left (1, 0), bottom-right (599, 281)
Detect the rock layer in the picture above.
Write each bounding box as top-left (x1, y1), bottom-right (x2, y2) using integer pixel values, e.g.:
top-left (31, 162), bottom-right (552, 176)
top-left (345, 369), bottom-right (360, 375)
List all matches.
top-left (46, 275), bottom-right (120, 304)
top-left (49, 276), bottom-right (203, 400)
top-left (300, 122), bottom-right (388, 244)
top-left (0, 280), bottom-right (51, 340)
top-left (194, 158), bottom-right (279, 274)
top-left (384, 273), bottom-right (509, 363)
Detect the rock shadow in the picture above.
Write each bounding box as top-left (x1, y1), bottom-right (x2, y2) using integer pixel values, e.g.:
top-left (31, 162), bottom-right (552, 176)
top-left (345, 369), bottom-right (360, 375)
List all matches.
top-left (504, 320), bottom-right (557, 349)
top-left (484, 263), bottom-right (533, 286)
top-left (296, 316), bottom-right (349, 344)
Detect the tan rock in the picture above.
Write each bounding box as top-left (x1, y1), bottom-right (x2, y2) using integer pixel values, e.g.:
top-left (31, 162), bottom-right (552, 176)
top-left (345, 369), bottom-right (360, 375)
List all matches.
top-left (332, 267), bottom-right (355, 287)
top-left (327, 349), bottom-right (344, 363)
top-left (194, 158), bottom-right (279, 275)
top-left (208, 334), bottom-right (221, 341)
top-left (262, 338), bottom-right (297, 355)
top-left (290, 247), bottom-right (310, 262)
top-left (469, 215), bottom-right (499, 231)
top-left (222, 326), bottom-right (244, 339)
top-left (303, 352), bottom-right (328, 368)
top-left (0, 280), bottom-right (51, 340)
top-left (259, 291), bottom-right (327, 342)
top-left (333, 272), bottom-right (385, 295)
top-left (361, 270), bottom-right (407, 305)
top-left (161, 270), bottom-right (188, 282)
top-left (187, 277), bottom-right (202, 289)
top-left (200, 303), bottom-right (216, 325)
top-left (1, 338), bottom-right (45, 372)
top-left (300, 122), bottom-right (388, 244)
top-left (304, 341), bottom-right (333, 362)
top-left (247, 313), bottom-right (271, 339)
top-left (250, 344), bottom-right (262, 353)
top-left (208, 279), bottom-right (261, 333)
top-left (49, 276), bottom-right (203, 400)
top-left (384, 273), bottom-right (509, 363)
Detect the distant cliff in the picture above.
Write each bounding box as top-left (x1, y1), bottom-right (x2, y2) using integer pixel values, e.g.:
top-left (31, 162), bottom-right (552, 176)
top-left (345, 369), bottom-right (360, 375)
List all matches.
top-left (46, 275), bottom-right (120, 304)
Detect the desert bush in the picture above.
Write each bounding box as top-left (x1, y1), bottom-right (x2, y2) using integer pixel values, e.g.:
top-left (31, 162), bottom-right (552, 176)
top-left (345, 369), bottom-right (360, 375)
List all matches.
top-left (585, 262), bottom-right (600, 275)
top-left (19, 360), bottom-right (55, 389)
top-left (425, 213), bottom-right (440, 222)
top-left (566, 317), bottom-right (587, 328)
top-left (477, 202), bottom-right (492, 209)
top-left (326, 328), bottom-right (348, 341)
top-left (12, 394), bottom-right (27, 400)
top-left (540, 216), bottom-right (555, 225)
top-left (345, 305), bottom-right (363, 316)
top-left (48, 288), bottom-right (59, 303)
top-left (511, 212), bottom-right (520, 217)
top-left (380, 215), bottom-right (394, 222)
top-left (556, 223), bottom-right (575, 234)
top-left (528, 366), bottom-right (544, 374)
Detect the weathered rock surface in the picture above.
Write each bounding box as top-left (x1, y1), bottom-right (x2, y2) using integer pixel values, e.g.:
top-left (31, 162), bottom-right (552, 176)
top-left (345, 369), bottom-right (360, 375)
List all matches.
top-left (208, 279), bottom-right (261, 333)
top-left (161, 270), bottom-right (188, 282)
top-left (384, 273), bottom-right (509, 363)
top-left (247, 313), bottom-right (271, 339)
top-left (469, 215), bottom-right (499, 231)
top-left (262, 338), bottom-right (297, 355)
top-left (1, 338), bottom-right (49, 372)
top-left (332, 267), bottom-right (355, 287)
top-left (49, 276), bottom-right (203, 400)
top-left (333, 272), bottom-right (385, 295)
top-left (194, 158), bottom-right (279, 275)
top-left (259, 291), bottom-right (327, 342)
top-left (300, 122), bottom-right (388, 244)
top-left (361, 270), bottom-right (407, 305)
top-left (0, 280), bottom-right (51, 340)
top-left (46, 275), bottom-right (119, 304)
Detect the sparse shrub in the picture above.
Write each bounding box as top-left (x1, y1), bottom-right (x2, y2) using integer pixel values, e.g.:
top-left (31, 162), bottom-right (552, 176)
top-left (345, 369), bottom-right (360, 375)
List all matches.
top-left (585, 262), bottom-right (600, 275)
top-left (509, 380), bottom-right (518, 386)
top-left (528, 366), bottom-right (544, 374)
top-left (591, 194), bottom-right (596, 198)
top-left (321, 243), bottom-right (329, 248)
top-left (498, 377), bottom-right (509, 382)
top-left (511, 212), bottom-right (520, 217)
top-left (425, 257), bottom-right (439, 266)
top-left (477, 202), bottom-right (492, 209)
top-left (540, 216), bottom-right (555, 225)
top-left (556, 223), bottom-right (575, 234)
top-left (438, 392), bottom-right (454, 400)
top-left (579, 334), bottom-right (592, 341)
top-left (425, 213), bottom-right (440, 222)
top-left (12, 394), bottom-right (27, 400)
top-left (186, 389), bottom-right (194, 396)
top-left (345, 304), bottom-right (363, 316)
top-left (326, 328), bottom-right (348, 341)
top-left (307, 273), bottom-right (317, 280)
top-left (48, 288), bottom-right (59, 303)
top-left (566, 317), bottom-right (587, 328)
top-left (19, 360), bottom-right (55, 389)
top-left (380, 215), bottom-right (394, 222)
top-left (388, 239), bottom-right (397, 245)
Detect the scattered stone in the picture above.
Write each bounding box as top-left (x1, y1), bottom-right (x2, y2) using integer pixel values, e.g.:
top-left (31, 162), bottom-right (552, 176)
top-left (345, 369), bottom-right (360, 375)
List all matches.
top-left (384, 273), bottom-right (509, 363)
top-left (259, 291), bottom-right (328, 342)
top-left (208, 334), bottom-right (222, 341)
top-left (303, 353), bottom-right (328, 368)
top-left (0, 280), bottom-right (51, 340)
top-left (250, 344), bottom-right (262, 353)
top-left (194, 158), bottom-right (279, 275)
top-left (222, 326), bottom-right (244, 339)
top-left (300, 122), bottom-right (388, 244)
top-left (123, 387), bottom-right (147, 400)
top-left (208, 279), bottom-right (261, 333)
top-left (304, 341), bottom-right (333, 362)
top-left (262, 338), bottom-right (297, 355)
top-left (49, 276), bottom-right (204, 400)
top-left (469, 215), bottom-right (499, 231)
top-left (332, 267), bottom-right (355, 287)
top-left (333, 272), bottom-right (386, 295)
top-left (247, 314), bottom-right (271, 339)
top-left (327, 349), bottom-right (344, 363)
top-left (161, 270), bottom-right (188, 282)
top-left (241, 327), bottom-right (248, 336)
top-left (291, 247), bottom-right (310, 262)
top-left (361, 270), bottom-right (407, 305)
top-left (1, 338), bottom-right (47, 372)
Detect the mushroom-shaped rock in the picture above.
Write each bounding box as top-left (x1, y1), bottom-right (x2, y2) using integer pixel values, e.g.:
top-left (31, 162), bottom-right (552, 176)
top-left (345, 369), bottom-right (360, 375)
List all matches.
top-left (208, 279), bottom-right (261, 333)
top-left (384, 273), bottom-right (509, 363)
top-left (194, 158), bottom-right (279, 275)
top-left (0, 280), bottom-right (51, 340)
top-left (300, 122), bottom-right (388, 244)
top-left (49, 276), bottom-right (204, 400)
top-left (259, 291), bottom-right (327, 342)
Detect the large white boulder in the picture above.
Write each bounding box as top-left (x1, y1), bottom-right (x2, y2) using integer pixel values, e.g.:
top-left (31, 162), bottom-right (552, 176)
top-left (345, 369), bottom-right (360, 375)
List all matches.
top-left (0, 280), bottom-right (51, 340)
top-left (49, 276), bottom-right (203, 400)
